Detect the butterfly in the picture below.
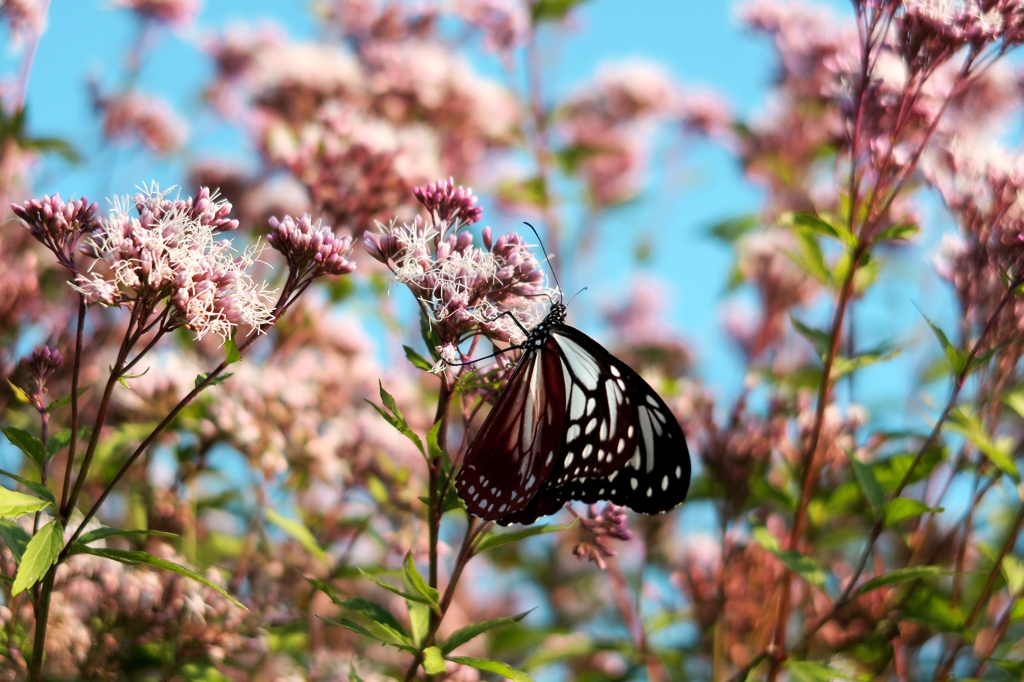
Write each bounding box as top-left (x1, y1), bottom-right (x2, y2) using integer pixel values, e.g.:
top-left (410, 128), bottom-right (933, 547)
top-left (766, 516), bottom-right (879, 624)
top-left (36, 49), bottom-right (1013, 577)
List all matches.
top-left (455, 300), bottom-right (691, 526)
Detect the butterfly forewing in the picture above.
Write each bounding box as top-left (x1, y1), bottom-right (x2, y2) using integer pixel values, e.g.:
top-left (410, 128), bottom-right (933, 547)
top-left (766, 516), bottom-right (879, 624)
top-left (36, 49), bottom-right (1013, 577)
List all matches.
top-left (545, 327), bottom-right (640, 484)
top-left (547, 359), bottom-right (690, 515)
top-left (455, 345), bottom-right (567, 520)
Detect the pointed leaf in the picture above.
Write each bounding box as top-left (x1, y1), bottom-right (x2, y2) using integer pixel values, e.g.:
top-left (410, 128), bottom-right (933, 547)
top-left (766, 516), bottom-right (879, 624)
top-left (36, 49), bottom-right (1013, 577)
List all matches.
top-left (341, 596), bottom-right (408, 640)
top-left (408, 599), bottom-right (430, 647)
top-left (448, 656), bottom-right (533, 682)
top-left (194, 372), bottom-right (233, 388)
top-left (1, 426), bottom-right (46, 469)
top-left (708, 214), bottom-right (758, 243)
top-left (442, 610), bottom-right (533, 655)
top-left (848, 451), bottom-right (885, 518)
top-left (47, 386), bottom-right (90, 413)
top-left (884, 497), bottom-right (941, 527)
top-left (790, 317), bottom-right (831, 358)
top-left (918, 308), bottom-right (965, 375)
top-left (946, 407), bottom-right (1019, 481)
top-left (12, 519), bottom-right (62, 595)
top-left (403, 553), bottom-right (439, 608)
top-left (265, 508), bottom-right (327, 563)
top-left (753, 526), bottom-right (826, 589)
top-left (72, 545), bottom-right (244, 608)
top-left (224, 338), bottom-right (242, 365)
top-left (852, 566), bottom-right (954, 597)
top-left (0, 484), bottom-right (51, 517)
top-left (874, 223), bottom-right (919, 243)
top-left (0, 470), bottom-right (56, 508)
top-left (45, 429), bottom-right (73, 458)
top-left (1002, 555), bottom-right (1024, 595)
top-left (356, 566), bottom-right (434, 606)
top-left (475, 522), bottom-right (574, 553)
top-left (321, 616), bottom-right (415, 652)
top-left (76, 527), bottom-right (179, 545)
top-left (426, 420), bottom-right (445, 465)
top-left (403, 345), bottom-right (433, 372)
top-left (6, 380), bottom-right (30, 404)
top-left (831, 347), bottom-right (902, 380)
top-left (0, 518), bottom-right (31, 562)
top-left (423, 646), bottom-right (446, 675)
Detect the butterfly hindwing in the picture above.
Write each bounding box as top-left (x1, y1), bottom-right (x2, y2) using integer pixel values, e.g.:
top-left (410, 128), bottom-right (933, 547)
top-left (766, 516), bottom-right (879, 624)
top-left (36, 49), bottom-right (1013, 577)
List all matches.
top-left (455, 344), bottom-right (567, 520)
top-left (547, 351), bottom-right (691, 515)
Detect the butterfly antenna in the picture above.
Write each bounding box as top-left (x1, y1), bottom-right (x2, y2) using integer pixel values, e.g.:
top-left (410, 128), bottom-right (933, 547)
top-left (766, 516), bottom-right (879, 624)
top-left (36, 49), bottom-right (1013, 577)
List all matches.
top-left (523, 222), bottom-right (562, 302)
top-left (566, 287), bottom-right (587, 306)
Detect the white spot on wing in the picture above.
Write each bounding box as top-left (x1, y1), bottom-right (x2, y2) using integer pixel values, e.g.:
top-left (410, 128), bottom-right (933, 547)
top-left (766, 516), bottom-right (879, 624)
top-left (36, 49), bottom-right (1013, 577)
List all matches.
top-left (570, 387), bottom-right (585, 420)
top-left (566, 424), bottom-right (581, 442)
top-left (582, 444), bottom-right (593, 459)
top-left (586, 397), bottom-right (596, 416)
top-left (553, 334), bottom-right (601, 389)
top-left (638, 407), bottom-right (656, 473)
top-left (606, 380), bottom-right (619, 429)
top-left (586, 417), bottom-right (597, 435)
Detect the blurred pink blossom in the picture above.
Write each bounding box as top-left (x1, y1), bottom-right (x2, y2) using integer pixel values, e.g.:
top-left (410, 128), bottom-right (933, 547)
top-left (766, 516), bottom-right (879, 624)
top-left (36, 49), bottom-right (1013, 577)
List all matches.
top-left (97, 90), bottom-right (188, 155)
top-left (112, 0), bottom-right (199, 27)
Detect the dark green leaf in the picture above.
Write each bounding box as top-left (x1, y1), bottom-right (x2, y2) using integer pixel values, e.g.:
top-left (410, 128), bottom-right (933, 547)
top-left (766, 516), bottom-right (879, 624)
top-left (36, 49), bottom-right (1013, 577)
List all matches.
top-left (853, 566), bottom-right (954, 597)
top-left (77, 527), bottom-right (179, 545)
top-left (831, 347), bottom-right (902, 380)
top-left (423, 646), bottom-right (446, 675)
top-left (874, 223), bottom-right (920, 243)
top-left (47, 386), bottom-right (90, 413)
top-left (790, 317), bottom-right (831, 358)
top-left (23, 136), bottom-right (82, 163)
top-left (0, 469), bottom-right (56, 508)
top-left (785, 660), bottom-right (859, 682)
top-left (903, 585), bottom-right (964, 632)
top-left (45, 429), bottom-right (73, 458)
top-left (12, 519), bottom-right (62, 595)
top-left (531, 0), bottom-right (591, 23)
top-left (708, 215), bottom-right (759, 243)
top-left (403, 345), bottom-right (433, 372)
top-left (784, 211), bottom-right (854, 247)
top-left (918, 307), bottom-right (965, 375)
top-left (873, 448), bottom-right (945, 492)
top-left (72, 545), bottom-right (245, 607)
top-left (475, 522), bottom-right (574, 553)
top-left (367, 382), bottom-right (425, 457)
top-left (195, 372), bottom-right (233, 388)
top-left (266, 508), bottom-right (327, 563)
top-left (322, 616), bottom-right (415, 652)
top-left (356, 566), bottom-right (434, 606)
top-left (753, 527), bottom-right (826, 589)
top-left (442, 610), bottom-right (533, 655)
top-left (341, 597), bottom-right (408, 640)
top-left (1, 426), bottom-right (45, 469)
top-left (403, 553), bottom-right (439, 609)
top-left (448, 656), bottom-right (533, 682)
top-left (848, 451), bottom-right (885, 518)
top-left (0, 518), bottom-right (31, 562)
top-left (426, 420), bottom-right (445, 465)
top-left (885, 497), bottom-right (941, 527)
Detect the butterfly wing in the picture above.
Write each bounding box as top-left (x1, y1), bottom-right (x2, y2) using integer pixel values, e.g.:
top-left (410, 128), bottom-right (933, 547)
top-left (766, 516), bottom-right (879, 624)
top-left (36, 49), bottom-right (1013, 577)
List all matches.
top-left (547, 350), bottom-right (691, 515)
top-left (456, 344), bottom-right (567, 520)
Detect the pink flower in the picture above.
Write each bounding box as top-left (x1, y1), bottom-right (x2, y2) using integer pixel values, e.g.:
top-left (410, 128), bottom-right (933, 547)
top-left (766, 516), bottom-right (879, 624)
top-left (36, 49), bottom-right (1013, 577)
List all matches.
top-left (112, 0), bottom-right (199, 27)
top-left (572, 504), bottom-right (633, 570)
top-left (413, 177), bottom-right (483, 225)
top-left (455, 0), bottom-right (530, 58)
top-left (12, 193), bottom-right (101, 272)
top-left (96, 90), bottom-right (188, 155)
top-left (267, 214), bottom-right (357, 282)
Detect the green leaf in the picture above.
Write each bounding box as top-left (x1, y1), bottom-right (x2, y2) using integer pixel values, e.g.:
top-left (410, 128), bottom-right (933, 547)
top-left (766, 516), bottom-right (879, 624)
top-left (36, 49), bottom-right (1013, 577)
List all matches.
top-left (0, 518), bottom-right (31, 562)
top-left (0, 482), bottom-right (53, 517)
top-left (784, 211), bottom-right (855, 247)
top-left (885, 497), bottom-right (941, 526)
top-left (785, 659), bottom-right (860, 682)
top-left (852, 566), bottom-right (954, 597)
top-left (448, 656), bottom-right (533, 682)
top-left (1, 426), bottom-right (46, 470)
top-left (426, 420), bottom-right (445, 465)
top-left (71, 545), bottom-right (245, 608)
top-left (45, 429), bottom-right (73, 458)
top-left (1004, 386), bottom-right (1024, 420)
top-left (873, 448), bottom-right (945, 492)
top-left (356, 566), bottom-right (435, 606)
top-left (12, 519), bottom-right (62, 595)
top-left (946, 407), bottom-right (1020, 482)
top-left (323, 616), bottom-right (415, 652)
top-left (442, 610), bottom-right (533, 655)
top-left (848, 451), bottom-right (885, 518)
top-left (6, 379), bottom-right (30, 404)
top-left (831, 347), bottom-right (902, 380)
top-left (422, 646), bottom-right (446, 675)
top-left (1002, 555), bottom-right (1024, 595)
top-left (495, 176), bottom-right (548, 209)
top-left (366, 382), bottom-right (426, 458)
top-left (475, 522), bottom-right (574, 553)
top-left (918, 308), bottom-right (965, 375)
top-left (265, 508), bottom-right (328, 563)
top-left (76, 527), bottom-right (179, 546)
top-left (224, 338), bottom-right (242, 365)
top-left (408, 599), bottom-right (430, 647)
top-left (790, 317), bottom-right (831, 358)
top-left (47, 386), bottom-right (90, 413)
top-left (0, 469), bottom-right (56, 508)
top-left (530, 0), bottom-right (590, 23)
top-left (403, 553), bottom-right (439, 609)
top-left (708, 214), bottom-right (759, 243)
top-left (341, 596), bottom-right (409, 642)
top-left (874, 223), bottom-right (919, 243)
top-left (787, 231), bottom-right (830, 284)
top-left (195, 372), bottom-right (233, 388)
top-left (903, 585), bottom-right (964, 632)
top-left (753, 526), bottom-right (826, 589)
top-left (403, 345), bottom-right (433, 372)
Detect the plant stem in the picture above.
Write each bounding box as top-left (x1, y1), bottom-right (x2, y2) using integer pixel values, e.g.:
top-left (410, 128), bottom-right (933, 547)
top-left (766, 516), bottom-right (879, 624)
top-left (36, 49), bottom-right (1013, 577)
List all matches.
top-left (27, 567), bottom-right (55, 681)
top-left (59, 296), bottom-right (86, 514)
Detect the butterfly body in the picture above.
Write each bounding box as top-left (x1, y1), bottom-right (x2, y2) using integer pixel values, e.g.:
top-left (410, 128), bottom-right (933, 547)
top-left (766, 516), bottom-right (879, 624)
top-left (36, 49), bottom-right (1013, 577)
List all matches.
top-left (456, 303), bottom-right (691, 525)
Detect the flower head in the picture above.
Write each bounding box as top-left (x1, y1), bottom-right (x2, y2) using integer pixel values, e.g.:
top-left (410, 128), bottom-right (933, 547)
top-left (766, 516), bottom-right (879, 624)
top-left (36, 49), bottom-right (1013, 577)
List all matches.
top-left (19, 345), bottom-right (62, 408)
top-left (112, 0), bottom-right (199, 27)
top-left (413, 177), bottom-right (483, 225)
top-left (75, 184), bottom-right (274, 342)
top-left (267, 214), bottom-right (357, 283)
top-left (12, 194), bottom-right (102, 272)
top-left (572, 503), bottom-right (633, 570)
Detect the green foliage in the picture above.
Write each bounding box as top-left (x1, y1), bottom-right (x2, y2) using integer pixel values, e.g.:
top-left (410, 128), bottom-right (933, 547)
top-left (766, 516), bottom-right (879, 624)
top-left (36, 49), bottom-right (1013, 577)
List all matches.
top-left (0, 485), bottom-right (50, 518)
top-left (403, 345), bottom-right (433, 372)
top-left (265, 508), bottom-right (328, 563)
top-left (753, 526), bottom-right (826, 590)
top-left (423, 646), bottom-right (446, 674)
top-left (366, 381), bottom-right (426, 459)
top-left (0, 469), bottom-right (56, 507)
top-left (0, 518), bottom-right (31, 562)
top-left (442, 610), bottom-right (533, 655)
top-left (12, 519), bottom-right (62, 595)
top-left (76, 527), bottom-right (178, 545)
top-left (475, 522), bottom-right (574, 553)
top-left (852, 566), bottom-right (954, 598)
top-left (1, 426), bottom-right (45, 470)
top-left (847, 451), bottom-right (885, 518)
top-left (448, 656), bottom-right (534, 682)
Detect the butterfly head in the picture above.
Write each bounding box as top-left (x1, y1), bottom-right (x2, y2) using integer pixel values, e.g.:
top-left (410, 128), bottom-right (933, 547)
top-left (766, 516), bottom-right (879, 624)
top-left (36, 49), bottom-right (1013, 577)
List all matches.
top-left (547, 302), bottom-right (567, 326)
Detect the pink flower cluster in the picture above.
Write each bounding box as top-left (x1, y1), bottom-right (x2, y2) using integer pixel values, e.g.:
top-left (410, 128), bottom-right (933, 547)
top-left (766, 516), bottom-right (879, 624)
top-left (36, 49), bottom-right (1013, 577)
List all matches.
top-left (572, 504), bottom-right (632, 570)
top-left (365, 179), bottom-right (553, 366)
top-left (12, 193), bottom-right (101, 272)
top-left (96, 90), bottom-right (189, 156)
top-left (267, 213), bottom-right (357, 283)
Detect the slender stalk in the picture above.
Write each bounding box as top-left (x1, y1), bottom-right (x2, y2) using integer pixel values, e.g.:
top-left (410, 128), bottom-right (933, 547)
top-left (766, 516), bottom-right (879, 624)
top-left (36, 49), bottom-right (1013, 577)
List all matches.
top-left (59, 296), bottom-right (87, 514)
top-left (27, 568), bottom-right (55, 681)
